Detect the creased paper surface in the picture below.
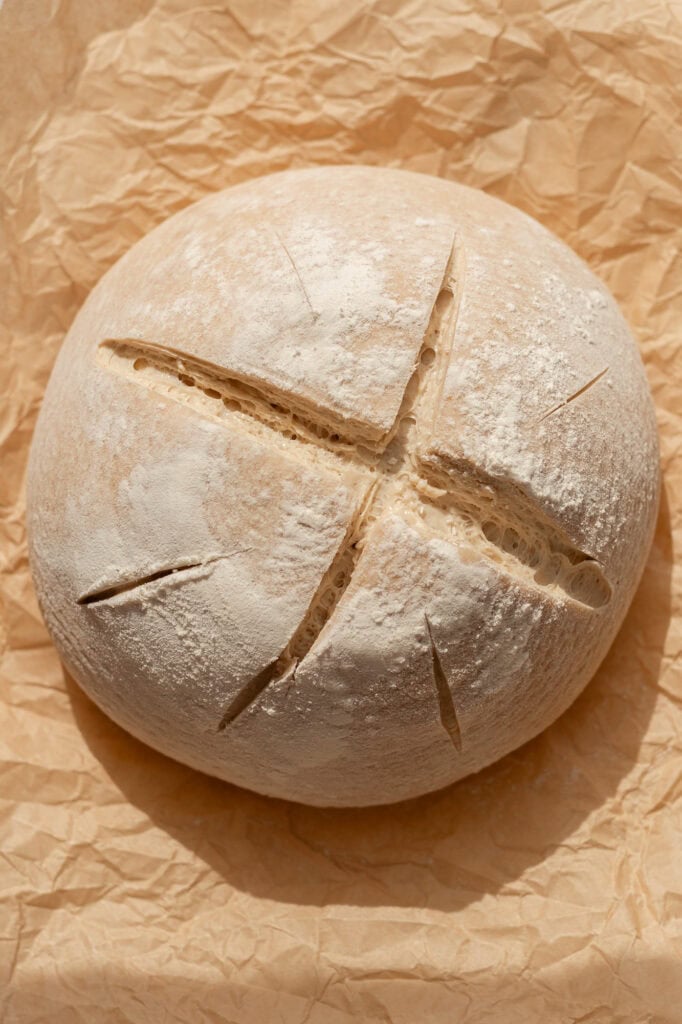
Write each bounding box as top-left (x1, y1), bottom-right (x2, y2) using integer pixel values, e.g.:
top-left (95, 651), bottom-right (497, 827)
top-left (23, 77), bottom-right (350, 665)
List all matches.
top-left (1, 1), bottom-right (681, 1021)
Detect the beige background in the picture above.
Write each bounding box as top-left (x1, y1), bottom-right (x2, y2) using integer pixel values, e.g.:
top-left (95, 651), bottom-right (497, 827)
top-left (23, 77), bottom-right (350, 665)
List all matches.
top-left (1, 1), bottom-right (681, 1021)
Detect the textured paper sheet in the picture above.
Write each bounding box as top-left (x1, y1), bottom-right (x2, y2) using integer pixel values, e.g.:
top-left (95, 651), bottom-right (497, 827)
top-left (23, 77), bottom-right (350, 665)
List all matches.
top-left (1, 1), bottom-right (681, 1021)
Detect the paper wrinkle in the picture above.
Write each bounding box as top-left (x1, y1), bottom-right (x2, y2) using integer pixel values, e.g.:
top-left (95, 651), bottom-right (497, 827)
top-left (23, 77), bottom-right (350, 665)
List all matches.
top-left (1, 1), bottom-right (681, 1021)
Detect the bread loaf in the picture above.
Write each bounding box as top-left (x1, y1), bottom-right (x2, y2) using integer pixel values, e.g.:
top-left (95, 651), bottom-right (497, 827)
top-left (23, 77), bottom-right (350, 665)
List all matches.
top-left (27, 166), bottom-right (659, 806)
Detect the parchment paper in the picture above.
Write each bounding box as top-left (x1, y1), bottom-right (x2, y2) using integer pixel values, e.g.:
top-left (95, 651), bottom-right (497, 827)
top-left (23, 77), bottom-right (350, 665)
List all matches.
top-left (1, 1), bottom-right (681, 1021)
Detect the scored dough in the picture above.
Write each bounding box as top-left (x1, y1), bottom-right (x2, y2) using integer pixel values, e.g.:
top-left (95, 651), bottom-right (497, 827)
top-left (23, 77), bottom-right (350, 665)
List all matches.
top-left (27, 166), bottom-right (659, 806)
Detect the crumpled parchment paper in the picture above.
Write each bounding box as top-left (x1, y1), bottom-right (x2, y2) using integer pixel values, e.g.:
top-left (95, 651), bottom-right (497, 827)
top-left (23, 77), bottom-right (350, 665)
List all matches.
top-left (1, 1), bottom-right (681, 1021)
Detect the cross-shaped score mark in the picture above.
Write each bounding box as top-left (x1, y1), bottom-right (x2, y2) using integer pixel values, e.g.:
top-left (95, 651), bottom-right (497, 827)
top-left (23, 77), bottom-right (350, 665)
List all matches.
top-left (90, 256), bottom-right (611, 741)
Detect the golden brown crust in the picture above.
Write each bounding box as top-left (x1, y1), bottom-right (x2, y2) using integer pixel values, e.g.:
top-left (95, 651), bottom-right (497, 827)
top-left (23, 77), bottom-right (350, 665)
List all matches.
top-left (26, 166), bottom-right (659, 806)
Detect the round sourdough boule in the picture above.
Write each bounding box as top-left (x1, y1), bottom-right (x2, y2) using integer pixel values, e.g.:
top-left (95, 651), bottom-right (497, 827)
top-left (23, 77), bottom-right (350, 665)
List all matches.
top-left (27, 166), bottom-right (659, 807)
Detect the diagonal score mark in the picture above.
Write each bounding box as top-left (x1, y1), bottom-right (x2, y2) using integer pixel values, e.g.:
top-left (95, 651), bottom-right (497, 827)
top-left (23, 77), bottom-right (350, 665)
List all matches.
top-left (425, 614), bottom-right (462, 752)
top-left (537, 367), bottom-right (609, 423)
top-left (273, 229), bottom-right (320, 322)
top-left (78, 550), bottom-right (251, 605)
top-left (218, 659), bottom-right (297, 731)
top-left (216, 487), bottom-right (376, 730)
